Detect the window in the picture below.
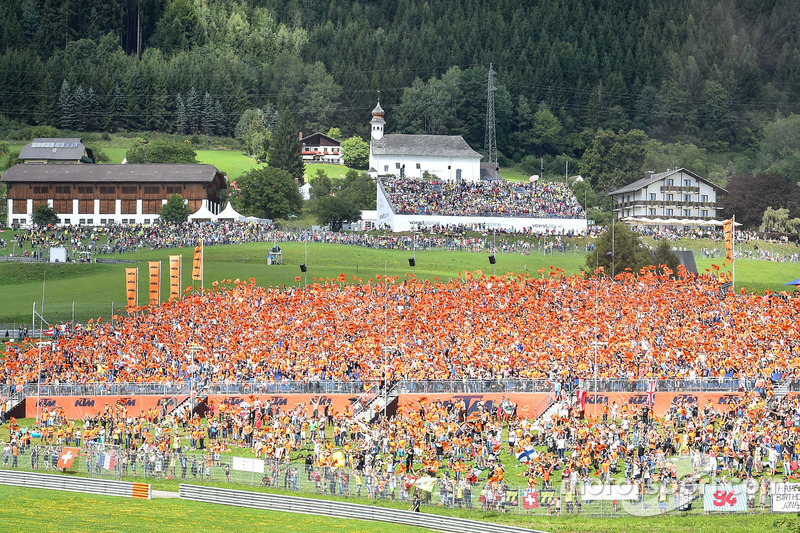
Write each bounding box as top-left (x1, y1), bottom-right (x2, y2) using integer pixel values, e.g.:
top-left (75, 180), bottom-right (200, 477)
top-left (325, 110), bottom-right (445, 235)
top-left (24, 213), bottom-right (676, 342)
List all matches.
top-left (701, 210), bottom-right (708, 217)
top-left (78, 186), bottom-right (93, 194)
top-left (33, 186), bottom-right (48, 195)
top-left (100, 186), bottom-right (115, 195)
top-left (144, 219), bottom-right (150, 225)
top-left (384, 165), bottom-right (389, 172)
top-left (416, 163), bottom-right (421, 169)
top-left (395, 163), bottom-right (401, 169)
top-left (144, 186), bottom-right (160, 195)
top-left (100, 219), bottom-right (106, 225)
top-left (87, 219), bottom-right (93, 225)
top-left (649, 193), bottom-right (656, 201)
top-left (684, 194), bottom-right (691, 202)
top-left (63, 218), bottom-right (70, 224)
top-left (166, 186), bottom-right (182, 194)
top-left (684, 179), bottom-right (691, 186)
top-left (648, 208), bottom-right (656, 215)
top-left (684, 209), bottom-right (691, 217)
top-left (456, 169), bottom-right (462, 181)
top-left (79, 219), bottom-right (85, 225)
top-left (701, 194), bottom-right (708, 202)
top-left (55, 185), bottom-right (70, 194)
top-left (666, 194), bottom-right (673, 202)
top-left (666, 209), bottom-right (674, 216)
top-left (666, 179), bottom-right (674, 186)
top-left (121, 186), bottom-right (137, 195)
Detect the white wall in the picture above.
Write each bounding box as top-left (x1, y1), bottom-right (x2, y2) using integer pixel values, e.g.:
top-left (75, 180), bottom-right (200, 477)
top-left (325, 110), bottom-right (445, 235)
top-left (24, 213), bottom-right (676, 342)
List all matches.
top-left (370, 154), bottom-right (481, 182)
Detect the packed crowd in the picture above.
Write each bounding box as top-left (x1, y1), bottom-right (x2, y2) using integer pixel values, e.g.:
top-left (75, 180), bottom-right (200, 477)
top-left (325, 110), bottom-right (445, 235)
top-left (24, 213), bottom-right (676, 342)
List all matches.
top-left (381, 178), bottom-right (585, 218)
top-left (4, 383), bottom-right (799, 512)
top-left (2, 269), bottom-right (799, 392)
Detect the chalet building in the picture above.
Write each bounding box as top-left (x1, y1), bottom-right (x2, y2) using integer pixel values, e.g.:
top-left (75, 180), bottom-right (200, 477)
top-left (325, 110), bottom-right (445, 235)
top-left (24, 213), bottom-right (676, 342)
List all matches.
top-left (300, 132), bottom-right (342, 164)
top-left (368, 101), bottom-right (482, 182)
top-left (2, 164), bottom-right (226, 227)
top-left (18, 138), bottom-right (95, 164)
top-left (607, 168), bottom-right (726, 222)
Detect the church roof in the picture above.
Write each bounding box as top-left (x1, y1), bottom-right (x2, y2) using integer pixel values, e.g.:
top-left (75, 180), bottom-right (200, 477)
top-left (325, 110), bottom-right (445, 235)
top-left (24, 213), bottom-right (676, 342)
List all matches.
top-left (372, 134), bottom-right (482, 159)
top-left (372, 102), bottom-right (385, 117)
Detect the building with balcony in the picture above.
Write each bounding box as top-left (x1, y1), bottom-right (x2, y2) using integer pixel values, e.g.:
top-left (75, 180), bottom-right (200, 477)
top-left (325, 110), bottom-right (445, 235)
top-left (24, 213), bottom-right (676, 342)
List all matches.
top-left (607, 168), bottom-right (726, 223)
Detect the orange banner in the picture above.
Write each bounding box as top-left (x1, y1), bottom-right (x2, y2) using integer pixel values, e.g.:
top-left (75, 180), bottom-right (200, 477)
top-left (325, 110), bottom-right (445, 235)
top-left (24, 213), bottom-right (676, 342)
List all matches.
top-left (723, 218), bottom-right (734, 262)
top-left (125, 268), bottom-right (138, 309)
top-left (26, 395), bottom-right (187, 419)
top-left (148, 261), bottom-right (160, 307)
top-left (399, 393), bottom-right (551, 419)
top-left (192, 241), bottom-right (203, 282)
top-left (169, 255), bottom-right (181, 300)
top-left (206, 394), bottom-right (354, 417)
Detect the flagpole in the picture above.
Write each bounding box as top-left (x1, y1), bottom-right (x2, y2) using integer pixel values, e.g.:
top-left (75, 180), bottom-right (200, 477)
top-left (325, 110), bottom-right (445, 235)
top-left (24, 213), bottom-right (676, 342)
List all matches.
top-left (201, 239), bottom-right (204, 292)
top-left (732, 215), bottom-right (736, 294)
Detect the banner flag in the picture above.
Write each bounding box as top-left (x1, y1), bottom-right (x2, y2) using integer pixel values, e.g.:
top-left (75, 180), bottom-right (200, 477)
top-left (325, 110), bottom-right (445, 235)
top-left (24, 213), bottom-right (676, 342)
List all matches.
top-left (169, 255), bottom-right (182, 300)
top-left (125, 268), bottom-right (138, 309)
top-left (192, 240), bottom-right (203, 282)
top-left (148, 261), bottom-right (160, 306)
top-left (723, 218), bottom-right (734, 262)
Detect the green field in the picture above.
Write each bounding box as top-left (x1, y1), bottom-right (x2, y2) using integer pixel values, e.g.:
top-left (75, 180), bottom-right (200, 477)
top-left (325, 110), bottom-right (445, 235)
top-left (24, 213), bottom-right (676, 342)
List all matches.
top-left (0, 484), bottom-right (789, 533)
top-left (0, 486), bottom-right (432, 533)
top-left (0, 237), bottom-right (798, 325)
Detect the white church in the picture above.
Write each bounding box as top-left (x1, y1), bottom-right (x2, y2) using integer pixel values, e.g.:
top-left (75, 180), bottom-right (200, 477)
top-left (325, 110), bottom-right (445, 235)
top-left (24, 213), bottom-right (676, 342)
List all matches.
top-left (367, 102), bottom-right (482, 182)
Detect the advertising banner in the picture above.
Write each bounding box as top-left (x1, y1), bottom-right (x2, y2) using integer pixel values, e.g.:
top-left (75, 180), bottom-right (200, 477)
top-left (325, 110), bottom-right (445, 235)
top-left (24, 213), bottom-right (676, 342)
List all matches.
top-left (26, 395), bottom-right (187, 419)
top-left (148, 261), bottom-right (161, 306)
top-left (206, 394), bottom-right (354, 417)
top-left (169, 255), bottom-right (182, 300)
top-left (398, 393), bottom-right (550, 419)
top-left (125, 268), bottom-right (138, 309)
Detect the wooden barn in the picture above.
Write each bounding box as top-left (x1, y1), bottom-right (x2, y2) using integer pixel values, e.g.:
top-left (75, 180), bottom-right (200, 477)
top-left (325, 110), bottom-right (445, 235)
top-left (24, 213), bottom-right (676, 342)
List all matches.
top-left (2, 164), bottom-right (226, 227)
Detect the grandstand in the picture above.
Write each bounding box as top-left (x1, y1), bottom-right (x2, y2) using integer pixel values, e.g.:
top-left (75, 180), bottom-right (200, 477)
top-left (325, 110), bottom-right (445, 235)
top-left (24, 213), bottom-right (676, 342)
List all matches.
top-left (377, 177), bottom-right (588, 233)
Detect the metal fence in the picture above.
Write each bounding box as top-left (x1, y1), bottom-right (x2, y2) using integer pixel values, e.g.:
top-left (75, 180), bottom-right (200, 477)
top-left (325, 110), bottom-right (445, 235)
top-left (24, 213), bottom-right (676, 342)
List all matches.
top-left (0, 468), bottom-right (150, 499)
top-left (9, 377), bottom-right (799, 398)
top-left (0, 441), bottom-right (777, 518)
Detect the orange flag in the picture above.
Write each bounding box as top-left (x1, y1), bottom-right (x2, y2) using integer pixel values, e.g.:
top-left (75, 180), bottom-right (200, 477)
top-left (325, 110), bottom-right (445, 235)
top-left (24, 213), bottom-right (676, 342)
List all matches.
top-left (192, 240), bottom-right (203, 282)
top-left (722, 218), bottom-right (734, 262)
top-left (148, 261), bottom-right (160, 306)
top-left (169, 255), bottom-right (182, 300)
top-left (125, 268), bottom-right (138, 309)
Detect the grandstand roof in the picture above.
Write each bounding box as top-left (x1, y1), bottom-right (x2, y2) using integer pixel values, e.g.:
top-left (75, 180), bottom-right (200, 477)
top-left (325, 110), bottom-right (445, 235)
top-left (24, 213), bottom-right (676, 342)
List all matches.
top-left (1, 164), bottom-right (225, 184)
top-left (371, 134), bottom-right (482, 159)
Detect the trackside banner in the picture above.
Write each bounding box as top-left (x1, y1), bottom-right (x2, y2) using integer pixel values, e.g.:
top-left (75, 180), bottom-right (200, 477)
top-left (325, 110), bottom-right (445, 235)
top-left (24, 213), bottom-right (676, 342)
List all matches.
top-left (773, 483), bottom-right (800, 512)
top-left (703, 484), bottom-right (748, 512)
top-left (26, 395), bottom-right (187, 418)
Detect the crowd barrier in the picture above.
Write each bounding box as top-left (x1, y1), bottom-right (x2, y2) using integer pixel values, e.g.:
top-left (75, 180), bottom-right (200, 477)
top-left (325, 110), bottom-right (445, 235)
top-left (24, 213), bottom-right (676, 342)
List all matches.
top-left (0, 469), bottom-right (150, 499)
top-left (12, 376), bottom-right (797, 398)
top-left (178, 483), bottom-right (550, 533)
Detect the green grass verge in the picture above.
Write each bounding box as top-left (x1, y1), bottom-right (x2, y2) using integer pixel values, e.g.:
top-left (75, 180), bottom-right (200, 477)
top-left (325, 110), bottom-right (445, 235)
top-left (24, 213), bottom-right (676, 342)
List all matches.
top-left (0, 485), bottom-right (433, 533)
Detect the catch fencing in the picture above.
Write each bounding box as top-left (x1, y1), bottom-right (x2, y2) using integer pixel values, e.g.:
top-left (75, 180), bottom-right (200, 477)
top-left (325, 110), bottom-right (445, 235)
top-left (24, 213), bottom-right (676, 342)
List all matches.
top-left (0, 440), bottom-right (780, 518)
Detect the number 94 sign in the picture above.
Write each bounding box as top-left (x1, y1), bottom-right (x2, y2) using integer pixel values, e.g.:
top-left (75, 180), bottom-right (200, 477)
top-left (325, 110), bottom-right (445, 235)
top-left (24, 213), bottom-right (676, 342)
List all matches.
top-left (703, 485), bottom-right (748, 512)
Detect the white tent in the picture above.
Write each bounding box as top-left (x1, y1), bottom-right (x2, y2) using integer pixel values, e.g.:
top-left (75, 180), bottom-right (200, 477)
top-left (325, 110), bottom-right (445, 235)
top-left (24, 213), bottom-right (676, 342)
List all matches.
top-left (216, 203), bottom-right (244, 221)
top-left (299, 183), bottom-right (312, 201)
top-left (188, 204), bottom-right (218, 222)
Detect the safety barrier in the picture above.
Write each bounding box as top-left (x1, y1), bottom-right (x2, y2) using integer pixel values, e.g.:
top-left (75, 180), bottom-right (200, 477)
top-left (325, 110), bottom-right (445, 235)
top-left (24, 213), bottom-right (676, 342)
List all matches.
top-left (179, 483), bottom-right (549, 533)
top-left (0, 469), bottom-right (150, 499)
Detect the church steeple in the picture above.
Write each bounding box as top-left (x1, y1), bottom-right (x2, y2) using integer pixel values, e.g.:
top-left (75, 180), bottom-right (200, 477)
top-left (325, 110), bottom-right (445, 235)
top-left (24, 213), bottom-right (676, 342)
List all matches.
top-left (370, 100), bottom-right (385, 141)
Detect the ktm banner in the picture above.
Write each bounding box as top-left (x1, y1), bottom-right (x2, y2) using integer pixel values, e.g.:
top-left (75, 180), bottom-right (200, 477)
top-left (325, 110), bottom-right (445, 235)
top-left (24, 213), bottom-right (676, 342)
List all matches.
top-left (169, 255), bottom-right (182, 300)
top-left (148, 261), bottom-right (160, 306)
top-left (206, 394), bottom-right (354, 417)
top-left (192, 241), bottom-right (203, 281)
top-left (125, 268), bottom-right (138, 309)
top-left (723, 218), bottom-right (734, 262)
top-left (399, 393), bottom-right (549, 419)
top-left (26, 395), bottom-right (187, 419)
